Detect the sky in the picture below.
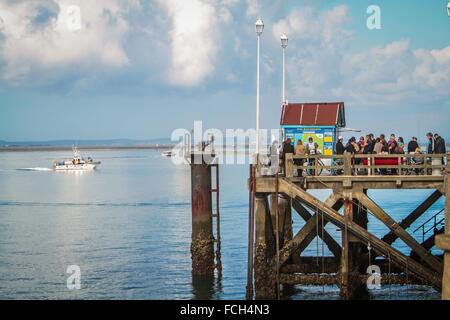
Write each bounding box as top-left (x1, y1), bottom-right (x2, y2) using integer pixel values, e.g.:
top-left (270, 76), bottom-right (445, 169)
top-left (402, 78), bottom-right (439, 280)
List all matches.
top-left (0, 0), bottom-right (449, 143)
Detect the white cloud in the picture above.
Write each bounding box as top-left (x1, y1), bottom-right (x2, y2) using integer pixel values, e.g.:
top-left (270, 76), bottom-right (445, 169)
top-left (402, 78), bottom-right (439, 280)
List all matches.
top-left (0, 0), bottom-right (133, 84)
top-left (158, 0), bottom-right (220, 87)
top-left (246, 0), bottom-right (259, 17)
top-left (272, 6), bottom-right (352, 101)
top-left (339, 40), bottom-right (450, 106)
top-left (272, 5), bottom-right (450, 109)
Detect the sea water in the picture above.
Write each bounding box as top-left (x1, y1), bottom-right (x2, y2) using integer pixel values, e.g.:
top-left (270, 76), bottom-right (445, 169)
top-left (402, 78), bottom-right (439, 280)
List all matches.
top-left (0, 149), bottom-right (443, 299)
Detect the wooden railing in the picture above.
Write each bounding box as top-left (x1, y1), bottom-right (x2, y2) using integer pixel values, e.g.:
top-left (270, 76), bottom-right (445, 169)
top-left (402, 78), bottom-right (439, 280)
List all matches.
top-left (281, 153), bottom-right (450, 177)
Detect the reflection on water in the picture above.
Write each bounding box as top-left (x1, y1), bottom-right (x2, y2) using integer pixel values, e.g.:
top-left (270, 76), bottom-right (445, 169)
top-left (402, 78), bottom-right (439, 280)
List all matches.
top-left (0, 149), bottom-right (443, 300)
top-left (191, 274), bottom-right (223, 300)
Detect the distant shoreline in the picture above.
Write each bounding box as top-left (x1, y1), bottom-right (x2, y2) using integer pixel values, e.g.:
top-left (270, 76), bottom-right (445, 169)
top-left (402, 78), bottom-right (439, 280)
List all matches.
top-left (0, 144), bottom-right (175, 152)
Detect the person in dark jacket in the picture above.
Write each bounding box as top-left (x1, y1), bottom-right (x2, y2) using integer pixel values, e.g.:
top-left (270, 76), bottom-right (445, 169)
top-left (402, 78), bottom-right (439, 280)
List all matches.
top-left (434, 133), bottom-right (447, 165)
top-left (345, 137), bottom-right (357, 154)
top-left (407, 137), bottom-right (419, 154)
top-left (380, 134), bottom-right (388, 153)
top-left (282, 138), bottom-right (294, 159)
top-left (434, 133), bottom-right (446, 154)
top-left (387, 134), bottom-right (398, 154)
top-left (281, 138), bottom-right (294, 175)
top-left (426, 132), bottom-right (435, 154)
top-left (363, 134), bottom-right (375, 154)
top-left (334, 136), bottom-right (345, 175)
top-left (335, 136), bottom-right (345, 155)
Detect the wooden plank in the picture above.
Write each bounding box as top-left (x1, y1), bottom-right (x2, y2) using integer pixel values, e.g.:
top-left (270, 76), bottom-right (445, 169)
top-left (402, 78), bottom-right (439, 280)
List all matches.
top-left (382, 190), bottom-right (442, 245)
top-left (292, 198), bottom-right (342, 258)
top-left (355, 192), bottom-right (443, 274)
top-left (278, 211), bottom-right (318, 265)
top-left (285, 153), bottom-right (293, 178)
top-left (278, 178), bottom-right (442, 290)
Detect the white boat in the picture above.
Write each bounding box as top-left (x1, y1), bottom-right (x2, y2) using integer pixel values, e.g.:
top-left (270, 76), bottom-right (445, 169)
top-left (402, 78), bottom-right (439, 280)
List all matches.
top-left (54, 146), bottom-right (100, 171)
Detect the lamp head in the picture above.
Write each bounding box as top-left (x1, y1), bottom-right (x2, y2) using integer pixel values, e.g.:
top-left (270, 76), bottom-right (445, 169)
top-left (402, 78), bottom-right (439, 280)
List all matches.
top-left (281, 33), bottom-right (288, 48)
top-left (255, 18), bottom-right (264, 36)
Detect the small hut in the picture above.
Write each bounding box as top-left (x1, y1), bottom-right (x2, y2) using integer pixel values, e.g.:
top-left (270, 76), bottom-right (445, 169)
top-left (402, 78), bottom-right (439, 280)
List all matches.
top-left (280, 102), bottom-right (346, 155)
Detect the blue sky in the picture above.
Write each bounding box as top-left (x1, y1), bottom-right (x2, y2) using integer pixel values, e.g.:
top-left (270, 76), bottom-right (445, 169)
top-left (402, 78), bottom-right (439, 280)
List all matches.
top-left (0, 0), bottom-right (449, 143)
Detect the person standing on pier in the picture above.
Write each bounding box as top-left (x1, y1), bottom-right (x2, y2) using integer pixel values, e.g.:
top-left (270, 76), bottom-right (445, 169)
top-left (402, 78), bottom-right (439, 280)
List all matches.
top-left (345, 137), bottom-right (357, 154)
top-left (334, 136), bottom-right (345, 175)
top-left (396, 137), bottom-right (405, 154)
top-left (281, 138), bottom-right (294, 175)
top-left (363, 134), bottom-right (375, 154)
top-left (380, 134), bottom-right (388, 153)
top-left (426, 132), bottom-right (435, 154)
top-left (306, 137), bottom-right (318, 175)
top-left (374, 137), bottom-right (383, 154)
top-left (388, 134), bottom-right (398, 154)
top-left (294, 140), bottom-right (305, 177)
top-left (434, 133), bottom-right (446, 154)
top-left (335, 136), bottom-right (345, 155)
top-left (407, 137), bottom-right (419, 154)
top-left (434, 133), bottom-right (447, 165)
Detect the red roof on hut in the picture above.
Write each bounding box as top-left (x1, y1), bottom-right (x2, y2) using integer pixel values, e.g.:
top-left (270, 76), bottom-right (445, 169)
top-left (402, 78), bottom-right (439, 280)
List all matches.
top-left (280, 102), bottom-right (345, 127)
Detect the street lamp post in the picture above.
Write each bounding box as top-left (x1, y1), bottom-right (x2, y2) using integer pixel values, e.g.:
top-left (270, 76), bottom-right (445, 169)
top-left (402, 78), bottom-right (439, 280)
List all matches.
top-left (280, 33), bottom-right (288, 106)
top-left (255, 18), bottom-right (264, 159)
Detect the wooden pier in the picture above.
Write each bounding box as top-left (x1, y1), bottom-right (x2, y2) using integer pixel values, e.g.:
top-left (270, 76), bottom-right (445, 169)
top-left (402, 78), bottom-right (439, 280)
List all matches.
top-left (247, 152), bottom-right (450, 299)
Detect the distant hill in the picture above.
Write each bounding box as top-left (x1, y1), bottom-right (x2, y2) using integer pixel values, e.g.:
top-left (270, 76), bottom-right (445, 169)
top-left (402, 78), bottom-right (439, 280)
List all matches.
top-left (0, 138), bottom-right (173, 147)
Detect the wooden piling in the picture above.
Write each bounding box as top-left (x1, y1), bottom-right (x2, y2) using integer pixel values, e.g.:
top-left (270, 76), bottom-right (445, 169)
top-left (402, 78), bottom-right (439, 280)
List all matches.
top-left (254, 193), bottom-right (277, 299)
top-left (190, 154), bottom-right (214, 276)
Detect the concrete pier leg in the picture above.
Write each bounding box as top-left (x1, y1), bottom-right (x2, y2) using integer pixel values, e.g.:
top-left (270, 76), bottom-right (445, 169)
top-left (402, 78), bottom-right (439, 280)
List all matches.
top-left (190, 159), bottom-right (214, 276)
top-left (255, 194), bottom-right (277, 299)
top-left (436, 169), bottom-right (450, 299)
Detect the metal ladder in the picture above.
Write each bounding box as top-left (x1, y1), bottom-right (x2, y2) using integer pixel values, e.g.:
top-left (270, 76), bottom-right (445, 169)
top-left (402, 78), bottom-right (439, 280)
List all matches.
top-left (211, 163), bottom-right (222, 276)
top-left (413, 208), bottom-right (445, 243)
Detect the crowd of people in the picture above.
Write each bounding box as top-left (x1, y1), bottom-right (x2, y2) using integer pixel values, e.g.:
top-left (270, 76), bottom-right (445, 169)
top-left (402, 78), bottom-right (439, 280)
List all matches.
top-left (334, 132), bottom-right (446, 156)
top-left (276, 132), bottom-right (446, 177)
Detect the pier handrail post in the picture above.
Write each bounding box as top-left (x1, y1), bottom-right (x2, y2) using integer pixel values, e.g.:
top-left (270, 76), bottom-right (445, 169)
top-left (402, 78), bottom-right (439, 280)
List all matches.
top-left (314, 155), bottom-right (318, 176)
top-left (344, 152), bottom-right (352, 176)
top-left (285, 153), bottom-right (293, 178)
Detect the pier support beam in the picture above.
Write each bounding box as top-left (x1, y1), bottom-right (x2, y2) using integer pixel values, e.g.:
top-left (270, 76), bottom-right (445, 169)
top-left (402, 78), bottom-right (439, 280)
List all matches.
top-left (255, 194), bottom-right (277, 299)
top-left (269, 194), bottom-right (293, 249)
top-left (436, 169), bottom-right (450, 299)
top-left (190, 156), bottom-right (214, 276)
top-left (340, 194), bottom-right (369, 300)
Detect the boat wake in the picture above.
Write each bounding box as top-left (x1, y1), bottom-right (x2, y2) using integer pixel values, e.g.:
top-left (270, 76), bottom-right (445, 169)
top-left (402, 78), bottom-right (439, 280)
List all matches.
top-left (16, 167), bottom-right (53, 172)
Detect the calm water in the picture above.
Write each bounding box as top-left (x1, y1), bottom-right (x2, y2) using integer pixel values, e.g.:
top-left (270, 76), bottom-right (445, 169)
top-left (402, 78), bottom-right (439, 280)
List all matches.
top-left (0, 150), bottom-right (443, 299)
